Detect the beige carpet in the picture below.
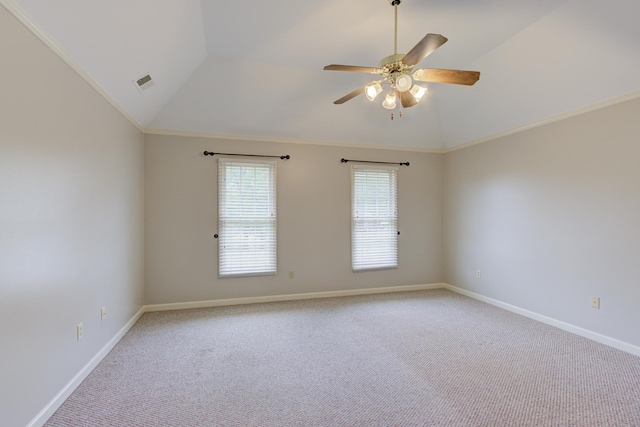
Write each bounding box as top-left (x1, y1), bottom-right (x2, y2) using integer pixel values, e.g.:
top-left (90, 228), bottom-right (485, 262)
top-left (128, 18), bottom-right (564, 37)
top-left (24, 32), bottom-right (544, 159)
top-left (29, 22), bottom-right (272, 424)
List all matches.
top-left (45, 289), bottom-right (640, 426)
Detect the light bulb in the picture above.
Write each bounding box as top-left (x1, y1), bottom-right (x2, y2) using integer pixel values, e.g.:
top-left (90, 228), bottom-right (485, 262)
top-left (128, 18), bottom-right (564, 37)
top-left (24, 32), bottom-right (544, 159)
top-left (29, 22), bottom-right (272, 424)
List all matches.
top-left (395, 74), bottom-right (412, 92)
top-left (409, 84), bottom-right (427, 100)
top-left (382, 91), bottom-right (397, 110)
top-left (364, 82), bottom-right (383, 101)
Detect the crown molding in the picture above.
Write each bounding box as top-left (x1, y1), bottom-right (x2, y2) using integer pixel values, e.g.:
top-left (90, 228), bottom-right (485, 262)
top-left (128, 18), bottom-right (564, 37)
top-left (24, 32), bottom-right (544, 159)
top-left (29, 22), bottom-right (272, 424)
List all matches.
top-left (6, 0), bottom-right (639, 155)
top-left (144, 128), bottom-right (446, 153)
top-left (1, 0), bottom-right (144, 133)
top-left (142, 86), bottom-right (640, 155)
top-left (442, 89), bottom-right (640, 153)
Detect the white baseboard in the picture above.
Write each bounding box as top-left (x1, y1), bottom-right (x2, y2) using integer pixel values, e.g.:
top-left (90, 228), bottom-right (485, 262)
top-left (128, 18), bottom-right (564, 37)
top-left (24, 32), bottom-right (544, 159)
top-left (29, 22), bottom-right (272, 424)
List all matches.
top-left (443, 283), bottom-right (640, 358)
top-left (144, 283), bottom-right (445, 312)
top-left (30, 285), bottom-right (440, 426)
top-left (31, 282), bottom-right (639, 427)
top-left (27, 306), bottom-right (146, 427)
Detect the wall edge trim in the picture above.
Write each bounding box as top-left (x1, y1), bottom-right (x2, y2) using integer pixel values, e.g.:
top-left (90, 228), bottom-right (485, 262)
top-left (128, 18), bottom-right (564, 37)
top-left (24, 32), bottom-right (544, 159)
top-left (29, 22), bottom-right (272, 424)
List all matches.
top-left (144, 283), bottom-right (445, 312)
top-left (27, 306), bottom-right (146, 427)
top-left (443, 283), bottom-right (640, 357)
top-left (31, 283), bottom-right (640, 425)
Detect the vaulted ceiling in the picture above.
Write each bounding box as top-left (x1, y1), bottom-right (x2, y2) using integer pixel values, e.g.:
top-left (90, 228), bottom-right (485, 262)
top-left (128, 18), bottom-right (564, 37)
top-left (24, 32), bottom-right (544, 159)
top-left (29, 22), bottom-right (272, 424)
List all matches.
top-left (5, 0), bottom-right (640, 150)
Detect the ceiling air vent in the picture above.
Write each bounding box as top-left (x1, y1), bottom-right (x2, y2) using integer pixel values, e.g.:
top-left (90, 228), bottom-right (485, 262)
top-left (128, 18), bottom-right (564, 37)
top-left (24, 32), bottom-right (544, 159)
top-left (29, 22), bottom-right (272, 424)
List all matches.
top-left (134, 73), bottom-right (154, 92)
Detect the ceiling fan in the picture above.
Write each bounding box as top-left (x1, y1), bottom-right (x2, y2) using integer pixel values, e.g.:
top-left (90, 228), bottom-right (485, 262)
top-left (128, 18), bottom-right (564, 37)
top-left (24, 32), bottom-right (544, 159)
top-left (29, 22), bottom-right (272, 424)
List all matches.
top-left (324, 0), bottom-right (480, 117)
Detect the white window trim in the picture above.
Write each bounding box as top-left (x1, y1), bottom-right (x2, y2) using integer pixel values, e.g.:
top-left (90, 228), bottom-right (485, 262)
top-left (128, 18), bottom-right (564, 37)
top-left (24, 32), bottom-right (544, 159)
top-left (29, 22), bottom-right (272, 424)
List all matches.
top-left (217, 157), bottom-right (277, 278)
top-left (351, 164), bottom-right (399, 272)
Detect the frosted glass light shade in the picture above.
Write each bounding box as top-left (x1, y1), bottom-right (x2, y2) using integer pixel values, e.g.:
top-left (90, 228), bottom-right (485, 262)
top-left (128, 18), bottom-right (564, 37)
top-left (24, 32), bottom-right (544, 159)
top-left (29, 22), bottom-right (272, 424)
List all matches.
top-left (409, 84), bottom-right (427, 100)
top-left (364, 82), bottom-right (383, 101)
top-left (382, 91), bottom-right (397, 109)
top-left (395, 74), bottom-right (412, 92)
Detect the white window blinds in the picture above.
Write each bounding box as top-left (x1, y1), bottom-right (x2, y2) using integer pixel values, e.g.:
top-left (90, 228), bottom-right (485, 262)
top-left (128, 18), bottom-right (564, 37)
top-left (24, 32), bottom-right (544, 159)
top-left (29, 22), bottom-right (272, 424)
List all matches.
top-left (218, 159), bottom-right (277, 277)
top-left (352, 166), bottom-right (398, 271)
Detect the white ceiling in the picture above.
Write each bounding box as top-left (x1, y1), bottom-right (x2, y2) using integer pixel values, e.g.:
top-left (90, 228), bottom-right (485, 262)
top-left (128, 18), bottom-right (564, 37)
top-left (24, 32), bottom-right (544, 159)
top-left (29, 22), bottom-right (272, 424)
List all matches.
top-left (5, 0), bottom-right (640, 150)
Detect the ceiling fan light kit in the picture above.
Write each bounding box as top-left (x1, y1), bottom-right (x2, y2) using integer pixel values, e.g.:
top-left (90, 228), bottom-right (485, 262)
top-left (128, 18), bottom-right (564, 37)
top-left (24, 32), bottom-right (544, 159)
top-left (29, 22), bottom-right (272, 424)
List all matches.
top-left (365, 82), bottom-right (383, 101)
top-left (382, 91), bottom-right (397, 110)
top-left (324, 0), bottom-right (480, 119)
top-left (409, 84), bottom-right (427, 100)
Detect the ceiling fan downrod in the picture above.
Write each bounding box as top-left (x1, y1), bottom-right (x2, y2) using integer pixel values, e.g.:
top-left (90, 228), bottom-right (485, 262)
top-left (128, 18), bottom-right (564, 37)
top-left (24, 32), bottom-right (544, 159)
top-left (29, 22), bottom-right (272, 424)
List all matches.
top-left (390, 0), bottom-right (401, 55)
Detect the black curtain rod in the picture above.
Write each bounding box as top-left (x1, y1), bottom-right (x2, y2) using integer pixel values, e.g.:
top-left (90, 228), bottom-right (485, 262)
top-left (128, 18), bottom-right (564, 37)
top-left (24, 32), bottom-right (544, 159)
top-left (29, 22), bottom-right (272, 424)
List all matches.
top-left (204, 151), bottom-right (290, 160)
top-left (341, 158), bottom-right (409, 166)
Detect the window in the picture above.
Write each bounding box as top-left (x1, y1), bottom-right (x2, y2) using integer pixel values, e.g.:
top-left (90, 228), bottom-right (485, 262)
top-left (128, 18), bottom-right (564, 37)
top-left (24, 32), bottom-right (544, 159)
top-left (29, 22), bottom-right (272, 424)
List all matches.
top-left (351, 165), bottom-right (398, 271)
top-left (218, 159), bottom-right (277, 277)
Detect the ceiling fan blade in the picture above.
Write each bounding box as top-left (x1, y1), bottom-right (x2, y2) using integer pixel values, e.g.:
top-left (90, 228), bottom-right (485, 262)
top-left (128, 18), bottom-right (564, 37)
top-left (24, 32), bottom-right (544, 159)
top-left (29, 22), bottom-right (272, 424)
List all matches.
top-left (401, 34), bottom-right (448, 67)
top-left (399, 91), bottom-right (418, 108)
top-left (333, 86), bottom-right (366, 104)
top-left (413, 68), bottom-right (480, 86)
top-left (324, 64), bottom-right (382, 74)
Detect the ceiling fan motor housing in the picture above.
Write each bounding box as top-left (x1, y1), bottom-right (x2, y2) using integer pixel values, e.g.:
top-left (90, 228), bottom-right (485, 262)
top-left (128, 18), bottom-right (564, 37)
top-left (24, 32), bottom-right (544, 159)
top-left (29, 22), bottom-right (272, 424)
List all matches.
top-left (379, 53), bottom-right (406, 68)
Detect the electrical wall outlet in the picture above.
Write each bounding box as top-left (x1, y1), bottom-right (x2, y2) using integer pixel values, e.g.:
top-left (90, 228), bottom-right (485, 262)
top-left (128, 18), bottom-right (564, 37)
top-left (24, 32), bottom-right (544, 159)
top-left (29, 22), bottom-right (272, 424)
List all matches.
top-left (476, 270), bottom-right (481, 279)
top-left (77, 323), bottom-right (83, 341)
top-left (288, 271), bottom-right (294, 279)
top-left (591, 297), bottom-right (600, 309)
top-left (101, 306), bottom-right (107, 321)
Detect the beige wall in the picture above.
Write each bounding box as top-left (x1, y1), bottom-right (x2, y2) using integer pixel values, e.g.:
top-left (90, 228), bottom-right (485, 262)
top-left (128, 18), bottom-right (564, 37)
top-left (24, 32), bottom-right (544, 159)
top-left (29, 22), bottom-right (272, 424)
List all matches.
top-left (0, 5), bottom-right (144, 426)
top-left (5, 0), bottom-right (640, 423)
top-left (443, 97), bottom-right (640, 347)
top-left (144, 134), bottom-right (443, 304)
